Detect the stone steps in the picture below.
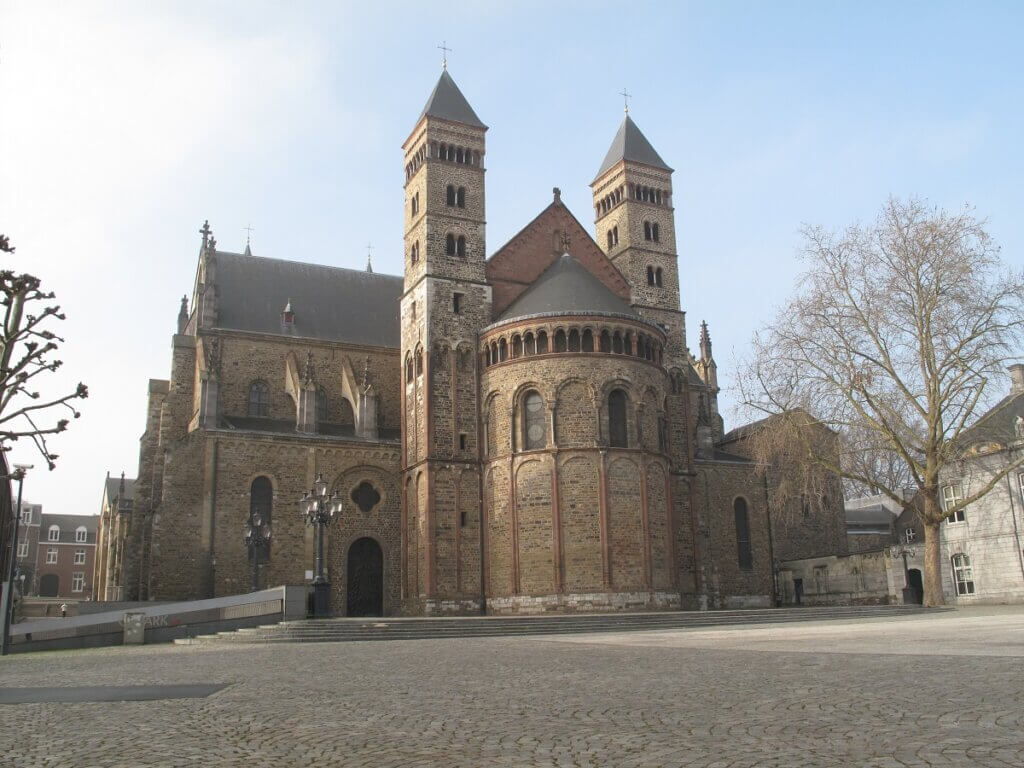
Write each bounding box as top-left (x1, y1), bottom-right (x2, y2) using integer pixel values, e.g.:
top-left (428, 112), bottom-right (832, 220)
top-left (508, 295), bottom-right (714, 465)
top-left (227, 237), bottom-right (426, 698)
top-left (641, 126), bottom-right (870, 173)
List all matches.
top-left (175, 605), bottom-right (943, 646)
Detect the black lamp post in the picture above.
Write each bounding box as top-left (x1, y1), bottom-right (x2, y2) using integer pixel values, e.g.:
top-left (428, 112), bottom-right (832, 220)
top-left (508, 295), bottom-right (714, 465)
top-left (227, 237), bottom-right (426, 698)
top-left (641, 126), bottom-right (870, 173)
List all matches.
top-left (243, 512), bottom-right (272, 592)
top-left (299, 472), bottom-right (342, 617)
top-left (2, 464), bottom-right (31, 657)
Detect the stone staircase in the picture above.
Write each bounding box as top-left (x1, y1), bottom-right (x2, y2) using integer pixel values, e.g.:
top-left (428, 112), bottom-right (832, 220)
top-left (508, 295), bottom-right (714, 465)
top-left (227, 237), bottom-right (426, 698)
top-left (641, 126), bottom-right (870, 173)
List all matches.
top-left (174, 604), bottom-right (943, 647)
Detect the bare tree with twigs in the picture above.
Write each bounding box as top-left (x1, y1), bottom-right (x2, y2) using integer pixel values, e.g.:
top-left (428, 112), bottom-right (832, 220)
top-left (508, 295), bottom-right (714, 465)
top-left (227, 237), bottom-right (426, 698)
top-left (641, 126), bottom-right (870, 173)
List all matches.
top-left (739, 198), bottom-right (1024, 606)
top-left (1, 235), bottom-right (88, 469)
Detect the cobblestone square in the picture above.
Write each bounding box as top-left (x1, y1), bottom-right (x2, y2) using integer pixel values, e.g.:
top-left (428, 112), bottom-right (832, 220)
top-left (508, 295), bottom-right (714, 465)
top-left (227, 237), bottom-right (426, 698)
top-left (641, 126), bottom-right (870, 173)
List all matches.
top-left (1, 608), bottom-right (1022, 767)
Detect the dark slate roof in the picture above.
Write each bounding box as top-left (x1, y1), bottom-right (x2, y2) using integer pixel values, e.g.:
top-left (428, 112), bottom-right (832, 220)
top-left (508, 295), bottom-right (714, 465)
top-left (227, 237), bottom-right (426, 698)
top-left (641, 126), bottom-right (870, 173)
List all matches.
top-left (496, 253), bottom-right (637, 323)
top-left (845, 504), bottom-right (896, 526)
top-left (416, 70), bottom-right (486, 129)
top-left (104, 476), bottom-right (135, 502)
top-left (214, 251), bottom-right (403, 348)
top-left (956, 389), bottom-right (1024, 449)
top-left (40, 513), bottom-right (99, 534)
top-left (593, 115), bottom-right (672, 181)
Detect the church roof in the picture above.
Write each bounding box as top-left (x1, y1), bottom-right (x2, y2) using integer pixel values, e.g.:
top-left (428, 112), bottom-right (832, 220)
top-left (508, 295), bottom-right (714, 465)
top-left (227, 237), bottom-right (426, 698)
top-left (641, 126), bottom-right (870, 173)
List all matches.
top-left (955, 387), bottom-right (1024, 450)
top-left (496, 252), bottom-right (637, 323)
top-left (214, 251), bottom-right (403, 348)
top-left (416, 70), bottom-right (486, 129)
top-left (104, 476), bottom-right (135, 503)
top-left (593, 114), bottom-right (672, 182)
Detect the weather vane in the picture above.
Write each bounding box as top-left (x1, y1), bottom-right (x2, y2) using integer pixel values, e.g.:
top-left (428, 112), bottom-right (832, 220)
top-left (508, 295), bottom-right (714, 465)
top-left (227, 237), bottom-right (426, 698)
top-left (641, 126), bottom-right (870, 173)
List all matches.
top-left (438, 40), bottom-right (451, 70)
top-left (620, 88), bottom-right (632, 114)
top-left (243, 223), bottom-right (254, 249)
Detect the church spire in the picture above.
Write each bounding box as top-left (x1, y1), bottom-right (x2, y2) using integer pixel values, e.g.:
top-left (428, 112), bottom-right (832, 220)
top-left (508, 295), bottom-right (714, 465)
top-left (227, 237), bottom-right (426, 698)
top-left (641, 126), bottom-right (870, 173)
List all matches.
top-left (415, 69), bottom-right (486, 130)
top-left (699, 320), bottom-right (713, 361)
top-left (593, 113), bottom-right (672, 183)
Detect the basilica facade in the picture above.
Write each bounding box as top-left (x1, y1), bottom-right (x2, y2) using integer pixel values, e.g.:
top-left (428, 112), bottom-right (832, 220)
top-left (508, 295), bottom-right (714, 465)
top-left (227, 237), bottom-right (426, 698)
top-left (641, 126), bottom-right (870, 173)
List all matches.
top-left (98, 70), bottom-right (846, 615)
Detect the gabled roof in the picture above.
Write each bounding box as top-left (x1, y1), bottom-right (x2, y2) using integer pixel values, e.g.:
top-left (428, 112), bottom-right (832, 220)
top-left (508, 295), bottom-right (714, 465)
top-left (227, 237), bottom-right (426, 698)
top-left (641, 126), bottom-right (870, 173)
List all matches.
top-left (593, 114), bottom-right (672, 182)
top-left (956, 389), bottom-right (1024, 450)
top-left (497, 252), bottom-right (637, 323)
top-left (213, 250), bottom-right (403, 348)
top-left (416, 70), bottom-right (486, 130)
top-left (104, 476), bottom-right (135, 503)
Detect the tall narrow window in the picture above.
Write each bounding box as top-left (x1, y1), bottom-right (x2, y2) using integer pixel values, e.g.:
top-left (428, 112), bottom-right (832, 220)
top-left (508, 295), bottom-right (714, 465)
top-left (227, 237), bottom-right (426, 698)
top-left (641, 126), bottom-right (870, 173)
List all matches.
top-left (612, 226), bottom-right (619, 245)
top-left (446, 185), bottom-right (456, 206)
top-left (582, 329), bottom-right (594, 352)
top-left (48, 525), bottom-right (60, 542)
top-left (568, 329), bottom-right (580, 352)
top-left (536, 331), bottom-right (549, 354)
top-left (446, 233), bottom-right (456, 255)
top-left (734, 498), bottom-right (753, 570)
top-left (523, 391), bottom-right (546, 450)
top-left (652, 223), bottom-right (660, 242)
top-left (647, 266), bottom-right (655, 285)
top-left (406, 357), bottom-right (413, 382)
top-left (248, 380), bottom-right (270, 417)
top-left (249, 476), bottom-right (273, 563)
top-left (411, 193), bottom-right (419, 216)
top-left (951, 553), bottom-right (975, 595)
top-left (456, 235), bottom-right (466, 257)
top-left (644, 221), bottom-right (652, 241)
top-left (607, 230), bottom-right (614, 249)
top-left (452, 292), bottom-right (463, 314)
top-left (316, 387), bottom-right (328, 423)
top-left (608, 389), bottom-right (628, 448)
top-left (456, 187), bottom-right (465, 208)
top-left (415, 350), bottom-right (423, 377)
top-left (75, 526), bottom-right (87, 543)
top-left (554, 330), bottom-right (567, 352)
top-left (655, 268), bottom-right (663, 287)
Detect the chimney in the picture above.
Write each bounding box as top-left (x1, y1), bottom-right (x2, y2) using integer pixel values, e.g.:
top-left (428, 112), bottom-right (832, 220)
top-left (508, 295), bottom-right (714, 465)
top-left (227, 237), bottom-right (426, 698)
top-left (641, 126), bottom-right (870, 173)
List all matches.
top-left (1010, 364), bottom-right (1024, 395)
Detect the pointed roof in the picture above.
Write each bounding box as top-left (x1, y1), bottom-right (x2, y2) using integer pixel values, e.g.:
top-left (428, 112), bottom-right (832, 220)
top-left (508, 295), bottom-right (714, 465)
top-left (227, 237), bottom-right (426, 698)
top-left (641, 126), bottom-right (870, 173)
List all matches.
top-left (416, 70), bottom-right (486, 129)
top-left (497, 252), bottom-right (637, 323)
top-left (593, 114), bottom-right (672, 182)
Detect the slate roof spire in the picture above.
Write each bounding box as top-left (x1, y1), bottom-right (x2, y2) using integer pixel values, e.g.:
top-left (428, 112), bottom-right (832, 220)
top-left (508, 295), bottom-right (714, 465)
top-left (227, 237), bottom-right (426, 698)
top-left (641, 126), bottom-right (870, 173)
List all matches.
top-left (416, 70), bottom-right (486, 129)
top-left (593, 114), bottom-right (672, 182)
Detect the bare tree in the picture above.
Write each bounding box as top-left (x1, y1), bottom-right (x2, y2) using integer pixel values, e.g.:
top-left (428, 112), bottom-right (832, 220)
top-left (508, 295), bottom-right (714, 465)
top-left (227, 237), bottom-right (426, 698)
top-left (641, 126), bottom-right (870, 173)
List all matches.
top-left (1, 236), bottom-right (88, 468)
top-left (739, 198), bottom-right (1024, 606)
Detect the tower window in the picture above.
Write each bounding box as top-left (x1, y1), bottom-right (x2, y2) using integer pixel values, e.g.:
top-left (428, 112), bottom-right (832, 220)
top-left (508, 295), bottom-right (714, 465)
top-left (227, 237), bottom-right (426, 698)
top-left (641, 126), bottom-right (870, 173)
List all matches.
top-left (735, 498), bottom-right (753, 570)
top-left (406, 356), bottom-right (413, 382)
top-left (644, 221), bottom-right (652, 241)
top-left (248, 380), bottom-right (270, 417)
top-left (410, 241), bottom-right (419, 264)
top-left (607, 230), bottom-right (614, 249)
top-left (453, 292), bottom-right (463, 314)
top-left (459, 433), bottom-right (467, 451)
top-left (456, 235), bottom-right (466, 257)
top-left (655, 267), bottom-right (663, 287)
top-left (446, 233), bottom-right (456, 255)
top-left (457, 187), bottom-right (465, 208)
top-left (554, 329), bottom-right (567, 352)
top-left (652, 223), bottom-right (660, 242)
top-left (411, 192), bottom-right (419, 216)
top-left (411, 300), bottom-right (416, 319)
top-left (446, 185), bottom-right (456, 206)
top-left (415, 350), bottom-right (423, 377)
top-left (536, 331), bottom-right (549, 354)
top-left (523, 390), bottom-right (546, 450)
top-left (608, 389), bottom-right (628, 448)
top-left (647, 266), bottom-right (655, 285)
top-left (316, 386), bottom-right (328, 423)
top-left (582, 329), bottom-right (594, 352)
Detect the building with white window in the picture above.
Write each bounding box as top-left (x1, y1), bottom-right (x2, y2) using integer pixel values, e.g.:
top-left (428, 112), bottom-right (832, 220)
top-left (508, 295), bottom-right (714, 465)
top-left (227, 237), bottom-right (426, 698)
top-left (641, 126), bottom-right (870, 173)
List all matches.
top-left (939, 364), bottom-right (1024, 604)
top-left (27, 512), bottom-right (99, 598)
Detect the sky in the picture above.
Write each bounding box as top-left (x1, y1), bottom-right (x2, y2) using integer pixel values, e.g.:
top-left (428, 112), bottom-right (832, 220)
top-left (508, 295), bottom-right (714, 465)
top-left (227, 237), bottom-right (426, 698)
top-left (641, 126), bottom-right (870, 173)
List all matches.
top-left (2, 1), bottom-right (1023, 515)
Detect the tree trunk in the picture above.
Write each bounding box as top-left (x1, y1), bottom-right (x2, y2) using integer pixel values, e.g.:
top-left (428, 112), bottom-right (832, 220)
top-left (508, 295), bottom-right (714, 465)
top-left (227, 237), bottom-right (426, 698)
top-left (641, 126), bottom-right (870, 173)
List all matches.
top-left (922, 517), bottom-right (945, 607)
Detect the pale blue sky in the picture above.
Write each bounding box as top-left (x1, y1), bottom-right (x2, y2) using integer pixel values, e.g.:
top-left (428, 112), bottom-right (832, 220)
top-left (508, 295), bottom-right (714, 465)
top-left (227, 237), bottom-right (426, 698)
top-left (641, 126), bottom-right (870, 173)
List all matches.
top-left (2, 1), bottom-right (1022, 514)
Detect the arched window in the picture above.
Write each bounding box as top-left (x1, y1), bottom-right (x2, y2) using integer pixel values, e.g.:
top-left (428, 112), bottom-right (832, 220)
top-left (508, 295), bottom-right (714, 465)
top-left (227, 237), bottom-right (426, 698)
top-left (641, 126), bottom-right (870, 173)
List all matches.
top-left (490, 341), bottom-right (498, 363)
top-left (411, 193), bottom-right (419, 216)
top-left (456, 235), bottom-right (466, 257)
top-left (415, 350), bottom-right (423, 377)
top-left (612, 332), bottom-right (623, 354)
top-left (536, 331), bottom-right (549, 354)
top-left (734, 498), bottom-right (753, 570)
top-left (568, 329), bottom-right (580, 352)
top-left (512, 335), bottom-right (523, 358)
top-left (647, 266), bottom-right (655, 285)
top-left (410, 241), bottom-right (419, 264)
top-left (624, 334), bottom-right (633, 356)
top-left (524, 332), bottom-right (535, 355)
top-left (652, 223), bottom-right (660, 242)
top-left (48, 525), bottom-right (60, 542)
top-left (655, 267), bottom-right (663, 287)
top-left (445, 233), bottom-right (456, 255)
top-left (607, 230), bottom-right (614, 249)
top-left (951, 553), bottom-right (975, 595)
top-left (498, 338), bottom-right (508, 361)
top-left (456, 187), bottom-right (465, 208)
top-left (554, 329), bottom-right (567, 352)
top-left (249, 476), bottom-right (273, 563)
top-left (248, 380), bottom-right (270, 417)
top-left (316, 387), bottom-right (328, 423)
top-left (582, 329), bottom-right (594, 352)
top-left (456, 147), bottom-right (464, 163)
top-left (644, 221), bottom-right (652, 241)
top-left (446, 185), bottom-right (456, 206)
top-left (406, 356), bottom-right (414, 382)
top-left (612, 226), bottom-right (619, 245)
top-left (608, 389), bottom-right (628, 448)
top-left (600, 330), bottom-right (611, 353)
top-left (76, 526), bottom-right (87, 543)
top-left (523, 391), bottom-right (546, 450)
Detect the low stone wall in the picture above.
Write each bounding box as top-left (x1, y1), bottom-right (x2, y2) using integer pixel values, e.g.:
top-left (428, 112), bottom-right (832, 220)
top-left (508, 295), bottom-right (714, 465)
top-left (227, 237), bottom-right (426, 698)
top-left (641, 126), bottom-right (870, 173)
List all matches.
top-left (485, 590), bottom-right (681, 615)
top-left (780, 550), bottom-right (893, 606)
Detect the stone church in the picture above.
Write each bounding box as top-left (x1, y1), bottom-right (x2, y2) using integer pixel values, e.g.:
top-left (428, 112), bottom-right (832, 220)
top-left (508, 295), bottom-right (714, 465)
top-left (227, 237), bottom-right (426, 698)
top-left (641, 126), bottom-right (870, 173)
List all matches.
top-left (99, 69), bottom-right (846, 615)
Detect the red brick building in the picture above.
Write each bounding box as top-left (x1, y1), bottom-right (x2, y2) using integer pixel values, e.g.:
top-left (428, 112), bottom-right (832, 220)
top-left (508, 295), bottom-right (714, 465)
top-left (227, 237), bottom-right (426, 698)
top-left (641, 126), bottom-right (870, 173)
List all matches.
top-left (30, 512), bottom-right (98, 599)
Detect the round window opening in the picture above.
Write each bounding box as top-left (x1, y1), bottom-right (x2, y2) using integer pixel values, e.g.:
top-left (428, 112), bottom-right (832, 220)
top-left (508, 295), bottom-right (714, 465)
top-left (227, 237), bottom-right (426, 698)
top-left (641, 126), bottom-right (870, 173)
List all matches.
top-left (351, 481), bottom-right (381, 514)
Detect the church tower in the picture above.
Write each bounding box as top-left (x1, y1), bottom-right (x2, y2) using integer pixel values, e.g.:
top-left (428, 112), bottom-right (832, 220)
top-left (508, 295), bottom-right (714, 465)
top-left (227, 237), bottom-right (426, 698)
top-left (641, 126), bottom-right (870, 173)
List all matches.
top-left (400, 68), bottom-right (490, 613)
top-left (591, 113), bottom-right (687, 365)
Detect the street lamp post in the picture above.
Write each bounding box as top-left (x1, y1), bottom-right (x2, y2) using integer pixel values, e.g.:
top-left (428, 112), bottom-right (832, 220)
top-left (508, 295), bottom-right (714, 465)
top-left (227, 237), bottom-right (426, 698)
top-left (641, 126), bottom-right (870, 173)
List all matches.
top-left (2, 464), bottom-right (32, 656)
top-left (889, 534), bottom-right (918, 605)
top-left (243, 512), bottom-right (272, 592)
top-left (299, 472), bottom-right (342, 618)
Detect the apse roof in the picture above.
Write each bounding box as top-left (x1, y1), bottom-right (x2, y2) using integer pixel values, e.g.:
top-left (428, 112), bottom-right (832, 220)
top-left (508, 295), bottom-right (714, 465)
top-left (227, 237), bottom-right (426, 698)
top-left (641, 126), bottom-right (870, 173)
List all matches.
top-left (594, 114), bottom-right (672, 182)
top-left (495, 252), bottom-right (637, 323)
top-left (416, 70), bottom-right (486, 129)
top-left (213, 250), bottom-right (403, 348)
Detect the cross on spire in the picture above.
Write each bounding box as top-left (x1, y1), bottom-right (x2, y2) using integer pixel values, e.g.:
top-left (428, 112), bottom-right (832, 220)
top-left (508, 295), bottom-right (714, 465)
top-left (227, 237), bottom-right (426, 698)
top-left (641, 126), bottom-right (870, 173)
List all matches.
top-left (438, 40), bottom-right (451, 70)
top-left (199, 219), bottom-right (211, 248)
top-left (243, 223), bottom-right (254, 248)
top-left (620, 87), bottom-right (632, 114)
top-left (365, 243), bottom-right (374, 273)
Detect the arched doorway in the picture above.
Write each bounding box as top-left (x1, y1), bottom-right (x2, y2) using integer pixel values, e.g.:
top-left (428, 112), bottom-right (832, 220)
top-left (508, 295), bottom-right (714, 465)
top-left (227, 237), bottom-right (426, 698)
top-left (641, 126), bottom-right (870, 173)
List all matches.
top-left (907, 569), bottom-right (924, 604)
top-left (346, 537), bottom-right (383, 616)
top-left (39, 574), bottom-right (59, 597)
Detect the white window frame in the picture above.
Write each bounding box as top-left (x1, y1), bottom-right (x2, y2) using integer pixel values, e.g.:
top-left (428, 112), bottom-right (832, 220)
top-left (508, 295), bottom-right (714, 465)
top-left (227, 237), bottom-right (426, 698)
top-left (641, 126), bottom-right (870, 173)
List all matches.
top-left (75, 526), bottom-right (87, 543)
top-left (20, 507), bottom-right (31, 524)
top-left (951, 553), bottom-right (975, 595)
top-left (71, 572), bottom-right (85, 593)
top-left (74, 549), bottom-right (86, 565)
top-left (45, 547), bottom-right (58, 564)
top-left (17, 541), bottom-right (29, 559)
top-left (942, 484), bottom-right (966, 523)
top-left (47, 525), bottom-right (60, 541)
